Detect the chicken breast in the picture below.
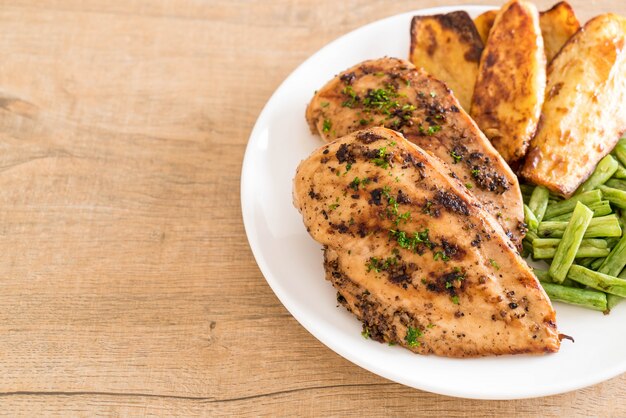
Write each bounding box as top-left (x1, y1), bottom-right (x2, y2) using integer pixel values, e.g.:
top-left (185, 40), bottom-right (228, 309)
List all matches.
top-left (521, 13), bottom-right (626, 197)
top-left (470, 0), bottom-right (546, 165)
top-left (306, 57), bottom-right (525, 248)
top-left (293, 127), bottom-right (560, 357)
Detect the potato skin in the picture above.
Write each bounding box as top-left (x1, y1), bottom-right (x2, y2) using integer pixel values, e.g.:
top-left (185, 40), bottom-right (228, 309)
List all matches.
top-left (470, 0), bottom-right (546, 165)
top-left (473, 10), bottom-right (497, 44)
top-left (521, 14), bottom-right (626, 197)
top-left (540, 1), bottom-right (580, 62)
top-left (409, 11), bottom-right (483, 111)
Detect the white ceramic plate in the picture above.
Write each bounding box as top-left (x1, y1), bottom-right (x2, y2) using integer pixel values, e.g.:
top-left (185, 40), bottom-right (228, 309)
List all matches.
top-left (241, 5), bottom-right (626, 399)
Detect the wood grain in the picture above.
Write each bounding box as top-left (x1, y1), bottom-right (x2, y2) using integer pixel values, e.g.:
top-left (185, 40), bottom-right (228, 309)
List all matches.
top-left (0, 0), bottom-right (623, 416)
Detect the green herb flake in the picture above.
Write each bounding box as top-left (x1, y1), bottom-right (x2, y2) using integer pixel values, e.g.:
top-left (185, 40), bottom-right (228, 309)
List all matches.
top-left (465, 183), bottom-right (473, 189)
top-left (322, 119), bottom-right (332, 133)
top-left (320, 101), bottom-right (330, 108)
top-left (433, 251), bottom-right (450, 262)
top-left (362, 327), bottom-right (370, 339)
top-left (405, 326), bottom-right (423, 347)
top-left (489, 258), bottom-right (500, 270)
top-left (451, 295), bottom-right (460, 305)
top-left (450, 150), bottom-right (462, 164)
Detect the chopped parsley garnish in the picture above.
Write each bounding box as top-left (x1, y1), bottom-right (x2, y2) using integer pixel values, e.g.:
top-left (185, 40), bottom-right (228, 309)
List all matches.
top-left (471, 168), bottom-right (481, 177)
top-left (451, 295), bottom-right (460, 305)
top-left (323, 119), bottom-right (332, 133)
top-left (350, 176), bottom-right (371, 190)
top-left (489, 258), bottom-right (500, 270)
top-left (465, 183), bottom-right (473, 189)
top-left (426, 323), bottom-right (436, 329)
top-left (361, 327), bottom-right (370, 339)
top-left (341, 85), bottom-right (358, 108)
top-left (372, 146), bottom-right (389, 168)
top-left (450, 150), bottom-right (462, 164)
top-left (366, 256), bottom-right (397, 273)
top-left (419, 124), bottom-right (442, 136)
top-left (320, 101), bottom-right (330, 108)
top-left (405, 326), bottom-right (422, 347)
top-left (363, 85), bottom-right (401, 115)
top-left (433, 251), bottom-right (450, 262)
top-left (390, 228), bottom-right (432, 251)
top-left (359, 118), bottom-right (368, 125)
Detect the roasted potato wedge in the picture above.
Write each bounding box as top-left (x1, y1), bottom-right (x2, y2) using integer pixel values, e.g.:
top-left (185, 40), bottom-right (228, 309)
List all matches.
top-left (540, 1), bottom-right (580, 62)
top-left (521, 14), bottom-right (626, 197)
top-left (470, 0), bottom-right (546, 164)
top-left (409, 11), bottom-right (483, 110)
top-left (474, 10), bottom-right (497, 44)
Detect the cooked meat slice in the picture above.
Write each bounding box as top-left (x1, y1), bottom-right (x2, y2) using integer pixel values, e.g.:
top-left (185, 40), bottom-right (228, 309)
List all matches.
top-left (294, 127), bottom-right (560, 357)
top-left (470, 0), bottom-right (546, 165)
top-left (305, 57), bottom-right (525, 248)
top-left (409, 11), bottom-right (483, 111)
top-left (521, 14), bottom-right (626, 197)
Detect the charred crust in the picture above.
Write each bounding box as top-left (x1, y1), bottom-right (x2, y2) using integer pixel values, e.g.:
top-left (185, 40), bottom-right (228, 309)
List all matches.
top-left (340, 72), bottom-right (356, 85)
top-left (356, 131), bottom-right (384, 144)
top-left (434, 190), bottom-right (469, 215)
top-left (336, 143), bottom-right (356, 164)
top-left (369, 188), bottom-right (384, 206)
top-left (396, 189), bottom-right (411, 204)
top-left (440, 239), bottom-right (466, 260)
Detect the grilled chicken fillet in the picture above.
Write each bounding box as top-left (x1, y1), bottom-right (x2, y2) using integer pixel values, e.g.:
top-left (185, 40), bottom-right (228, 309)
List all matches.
top-left (306, 57), bottom-right (525, 248)
top-left (293, 127), bottom-right (560, 357)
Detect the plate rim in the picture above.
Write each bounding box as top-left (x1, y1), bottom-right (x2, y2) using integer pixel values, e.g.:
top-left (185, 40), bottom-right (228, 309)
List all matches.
top-left (240, 4), bottom-right (626, 400)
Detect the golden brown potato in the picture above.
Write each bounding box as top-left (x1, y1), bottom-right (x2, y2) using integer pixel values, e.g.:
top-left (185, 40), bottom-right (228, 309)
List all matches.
top-left (409, 11), bottom-right (483, 110)
top-left (540, 1), bottom-right (580, 62)
top-left (521, 14), bottom-right (626, 197)
top-left (470, 0), bottom-right (546, 164)
top-left (474, 10), bottom-right (497, 44)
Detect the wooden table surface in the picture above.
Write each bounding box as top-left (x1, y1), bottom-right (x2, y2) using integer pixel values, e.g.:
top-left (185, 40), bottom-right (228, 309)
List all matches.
top-left (0, 0), bottom-right (624, 416)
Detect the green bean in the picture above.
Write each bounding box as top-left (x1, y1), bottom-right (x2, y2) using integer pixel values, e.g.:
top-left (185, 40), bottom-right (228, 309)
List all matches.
top-left (534, 269), bottom-right (578, 287)
top-left (526, 229), bottom-right (539, 241)
top-left (547, 200), bottom-right (613, 222)
top-left (522, 240), bottom-right (533, 258)
top-left (524, 204), bottom-right (539, 232)
top-left (613, 140), bottom-right (626, 167)
top-left (528, 186), bottom-right (549, 222)
top-left (575, 155), bottom-right (619, 195)
top-left (532, 238), bottom-right (607, 249)
top-left (539, 281), bottom-right (607, 311)
top-left (607, 294), bottom-right (622, 311)
top-left (598, 234), bottom-right (626, 276)
top-left (534, 246), bottom-right (610, 259)
top-left (549, 202), bottom-right (594, 282)
top-left (598, 185), bottom-right (626, 210)
top-left (576, 257), bottom-right (596, 268)
top-left (543, 190), bottom-right (602, 220)
top-left (520, 183), bottom-right (535, 195)
top-left (567, 265), bottom-right (626, 297)
top-left (537, 215), bottom-right (622, 238)
top-left (590, 257), bottom-right (606, 270)
top-left (613, 163), bottom-right (626, 179)
top-left (605, 179), bottom-right (626, 191)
